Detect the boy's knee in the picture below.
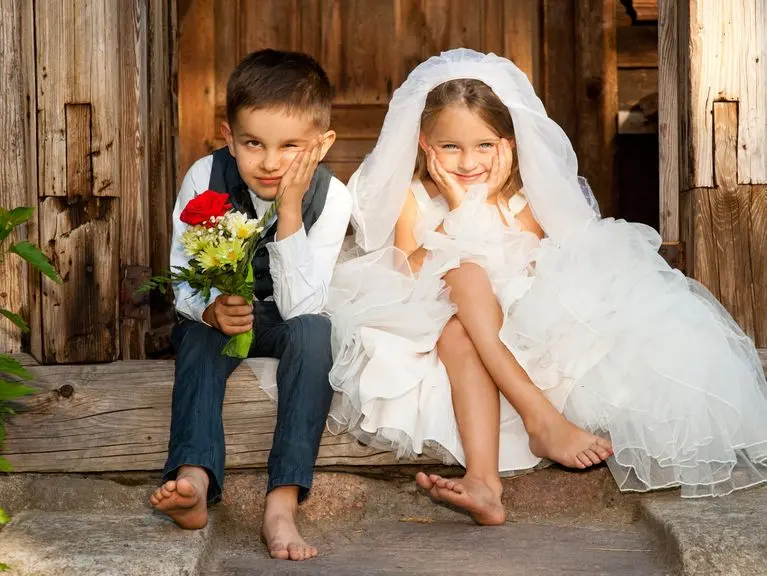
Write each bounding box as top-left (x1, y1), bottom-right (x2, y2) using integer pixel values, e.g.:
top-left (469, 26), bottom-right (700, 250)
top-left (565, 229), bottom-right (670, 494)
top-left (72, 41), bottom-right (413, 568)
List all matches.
top-left (284, 314), bottom-right (332, 350)
top-left (437, 317), bottom-right (474, 356)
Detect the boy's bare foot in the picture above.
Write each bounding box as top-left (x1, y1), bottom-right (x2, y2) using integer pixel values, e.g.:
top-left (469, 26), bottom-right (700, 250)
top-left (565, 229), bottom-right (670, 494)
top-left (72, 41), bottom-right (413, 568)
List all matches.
top-left (261, 486), bottom-right (317, 561)
top-left (416, 472), bottom-right (505, 526)
top-left (527, 409), bottom-right (613, 469)
top-left (150, 466), bottom-right (209, 530)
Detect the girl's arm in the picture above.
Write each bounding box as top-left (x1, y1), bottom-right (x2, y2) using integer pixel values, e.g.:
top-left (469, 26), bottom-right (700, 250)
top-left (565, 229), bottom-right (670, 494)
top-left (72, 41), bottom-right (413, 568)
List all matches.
top-left (516, 204), bottom-right (545, 240)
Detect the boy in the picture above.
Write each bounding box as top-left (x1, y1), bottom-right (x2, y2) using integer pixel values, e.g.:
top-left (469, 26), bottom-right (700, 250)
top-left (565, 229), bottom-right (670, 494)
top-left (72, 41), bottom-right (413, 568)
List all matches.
top-left (150, 49), bottom-right (352, 562)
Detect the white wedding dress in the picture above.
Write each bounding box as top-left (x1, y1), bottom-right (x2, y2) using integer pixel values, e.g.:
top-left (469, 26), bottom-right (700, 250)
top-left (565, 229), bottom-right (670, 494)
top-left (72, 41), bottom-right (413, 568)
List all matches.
top-left (324, 180), bottom-right (767, 498)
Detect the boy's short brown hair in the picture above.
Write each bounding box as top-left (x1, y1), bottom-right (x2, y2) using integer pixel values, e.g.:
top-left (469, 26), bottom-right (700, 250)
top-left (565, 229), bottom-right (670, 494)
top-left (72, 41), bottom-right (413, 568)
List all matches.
top-left (226, 49), bottom-right (334, 130)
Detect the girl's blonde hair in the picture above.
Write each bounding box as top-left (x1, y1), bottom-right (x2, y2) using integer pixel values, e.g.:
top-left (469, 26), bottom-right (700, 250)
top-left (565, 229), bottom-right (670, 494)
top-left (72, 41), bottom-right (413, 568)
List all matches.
top-left (415, 79), bottom-right (523, 199)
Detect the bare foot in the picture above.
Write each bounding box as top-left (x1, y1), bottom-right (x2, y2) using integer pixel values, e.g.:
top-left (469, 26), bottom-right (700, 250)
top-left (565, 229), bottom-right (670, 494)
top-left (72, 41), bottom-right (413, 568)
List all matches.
top-left (417, 472), bottom-right (505, 526)
top-left (528, 410), bottom-right (613, 469)
top-left (261, 487), bottom-right (317, 561)
top-left (150, 466), bottom-right (209, 530)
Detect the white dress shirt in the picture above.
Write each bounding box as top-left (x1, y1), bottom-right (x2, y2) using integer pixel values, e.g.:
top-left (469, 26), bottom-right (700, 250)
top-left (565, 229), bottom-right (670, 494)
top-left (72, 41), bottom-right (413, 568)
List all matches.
top-left (171, 154), bottom-right (352, 323)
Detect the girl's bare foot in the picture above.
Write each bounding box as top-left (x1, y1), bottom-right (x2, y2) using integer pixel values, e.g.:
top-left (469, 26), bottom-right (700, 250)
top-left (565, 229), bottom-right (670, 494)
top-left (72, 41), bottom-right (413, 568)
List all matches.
top-left (261, 486), bottom-right (317, 561)
top-left (527, 410), bottom-right (613, 469)
top-left (416, 472), bottom-right (505, 526)
top-left (150, 466), bottom-right (209, 530)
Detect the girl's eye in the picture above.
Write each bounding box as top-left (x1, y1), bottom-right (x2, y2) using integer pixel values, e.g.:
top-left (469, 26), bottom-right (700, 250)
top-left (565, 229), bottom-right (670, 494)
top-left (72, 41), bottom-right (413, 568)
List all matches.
top-left (479, 142), bottom-right (496, 149)
top-left (441, 144), bottom-right (459, 151)
top-left (283, 143), bottom-right (298, 149)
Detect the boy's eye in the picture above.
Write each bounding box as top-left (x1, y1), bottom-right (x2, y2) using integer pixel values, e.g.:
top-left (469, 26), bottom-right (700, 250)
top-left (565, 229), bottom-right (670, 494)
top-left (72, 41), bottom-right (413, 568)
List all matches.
top-left (245, 140), bottom-right (262, 148)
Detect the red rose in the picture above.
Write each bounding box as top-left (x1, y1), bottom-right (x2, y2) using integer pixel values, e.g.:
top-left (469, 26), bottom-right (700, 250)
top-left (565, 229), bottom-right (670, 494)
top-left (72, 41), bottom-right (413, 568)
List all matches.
top-left (180, 190), bottom-right (232, 227)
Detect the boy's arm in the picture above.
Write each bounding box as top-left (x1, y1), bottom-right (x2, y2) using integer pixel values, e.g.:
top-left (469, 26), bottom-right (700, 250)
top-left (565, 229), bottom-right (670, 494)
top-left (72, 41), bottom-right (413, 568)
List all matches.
top-left (170, 155), bottom-right (222, 324)
top-left (267, 177), bottom-right (353, 319)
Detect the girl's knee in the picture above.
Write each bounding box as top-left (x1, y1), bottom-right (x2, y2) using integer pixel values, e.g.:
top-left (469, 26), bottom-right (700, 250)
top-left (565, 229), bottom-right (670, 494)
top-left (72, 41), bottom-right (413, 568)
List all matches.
top-left (438, 317), bottom-right (474, 356)
top-left (444, 263), bottom-right (491, 296)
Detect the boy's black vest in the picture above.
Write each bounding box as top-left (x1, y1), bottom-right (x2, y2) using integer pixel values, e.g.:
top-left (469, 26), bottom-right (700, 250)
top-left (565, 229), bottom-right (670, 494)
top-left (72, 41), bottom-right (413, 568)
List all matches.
top-left (208, 147), bottom-right (332, 301)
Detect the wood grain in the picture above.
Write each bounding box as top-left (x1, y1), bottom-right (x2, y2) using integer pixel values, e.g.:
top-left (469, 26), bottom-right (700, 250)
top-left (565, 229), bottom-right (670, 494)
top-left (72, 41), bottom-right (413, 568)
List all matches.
top-left (575, 0), bottom-right (618, 216)
top-left (3, 361), bottom-right (435, 472)
top-left (503, 0), bottom-right (539, 90)
top-left (680, 0), bottom-right (767, 188)
top-left (658, 0), bottom-right (679, 240)
top-left (542, 0), bottom-right (576, 143)
top-left (0, 0), bottom-right (34, 354)
top-left (119, 0), bottom-right (151, 359)
top-left (617, 23), bottom-right (657, 68)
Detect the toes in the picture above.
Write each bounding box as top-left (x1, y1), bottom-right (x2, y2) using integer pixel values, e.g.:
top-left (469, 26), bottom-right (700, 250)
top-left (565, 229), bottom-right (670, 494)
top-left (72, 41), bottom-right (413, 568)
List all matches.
top-left (415, 472), bottom-right (433, 490)
top-left (269, 545), bottom-right (290, 560)
top-left (583, 449), bottom-right (602, 466)
top-left (593, 444), bottom-right (611, 460)
top-left (434, 476), bottom-right (449, 489)
top-left (595, 436), bottom-right (613, 452)
top-left (575, 453), bottom-right (590, 469)
top-left (160, 486), bottom-right (174, 498)
top-left (175, 477), bottom-right (198, 498)
top-left (310, 546), bottom-right (318, 558)
top-left (287, 544), bottom-right (305, 561)
top-left (429, 474), bottom-right (442, 484)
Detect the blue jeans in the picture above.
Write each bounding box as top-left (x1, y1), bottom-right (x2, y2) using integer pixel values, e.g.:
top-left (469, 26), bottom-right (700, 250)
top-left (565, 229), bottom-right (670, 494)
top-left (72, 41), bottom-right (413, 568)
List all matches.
top-left (162, 301), bottom-right (334, 503)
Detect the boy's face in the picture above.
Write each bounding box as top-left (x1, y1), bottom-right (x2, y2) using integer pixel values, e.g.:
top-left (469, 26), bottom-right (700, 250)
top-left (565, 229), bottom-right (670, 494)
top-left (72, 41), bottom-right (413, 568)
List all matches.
top-left (221, 107), bottom-right (336, 200)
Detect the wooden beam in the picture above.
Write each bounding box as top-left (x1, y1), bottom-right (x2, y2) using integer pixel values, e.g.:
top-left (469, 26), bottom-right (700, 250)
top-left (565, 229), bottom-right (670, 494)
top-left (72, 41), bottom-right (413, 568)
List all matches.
top-left (658, 0), bottom-right (679, 241)
top-left (3, 361), bottom-right (434, 472)
top-left (119, 0), bottom-right (151, 359)
top-left (503, 0), bottom-right (540, 91)
top-left (542, 0), bottom-right (577, 144)
top-left (575, 0), bottom-right (618, 216)
top-left (617, 23), bottom-right (657, 68)
top-left (0, 0), bottom-right (35, 354)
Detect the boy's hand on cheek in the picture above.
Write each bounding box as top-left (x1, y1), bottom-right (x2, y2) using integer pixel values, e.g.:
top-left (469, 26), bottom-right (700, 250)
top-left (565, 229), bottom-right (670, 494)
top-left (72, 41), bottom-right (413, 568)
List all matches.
top-left (203, 295), bottom-right (254, 336)
top-left (277, 136), bottom-right (323, 216)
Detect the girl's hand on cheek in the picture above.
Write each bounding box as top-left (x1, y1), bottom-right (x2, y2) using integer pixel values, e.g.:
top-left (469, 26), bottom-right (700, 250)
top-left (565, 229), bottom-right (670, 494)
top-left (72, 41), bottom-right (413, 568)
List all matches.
top-left (487, 139), bottom-right (513, 198)
top-left (427, 146), bottom-right (466, 210)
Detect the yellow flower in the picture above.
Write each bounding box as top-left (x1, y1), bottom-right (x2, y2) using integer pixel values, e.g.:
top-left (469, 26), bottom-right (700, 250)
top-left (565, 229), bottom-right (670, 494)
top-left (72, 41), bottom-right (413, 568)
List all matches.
top-left (181, 227), bottom-right (209, 256)
top-left (197, 237), bottom-right (245, 271)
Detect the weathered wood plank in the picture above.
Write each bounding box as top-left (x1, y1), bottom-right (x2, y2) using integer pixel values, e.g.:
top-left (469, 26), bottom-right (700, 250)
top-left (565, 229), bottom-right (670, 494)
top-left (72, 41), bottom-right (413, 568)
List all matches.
top-left (503, 0), bottom-right (539, 90)
top-left (632, 0), bottom-right (658, 22)
top-left (711, 102), bottom-right (756, 339)
top-left (618, 68), bottom-right (657, 134)
top-left (658, 0), bottom-right (679, 241)
top-left (3, 361), bottom-right (434, 472)
top-left (0, 0), bottom-right (34, 354)
top-left (147, 0), bottom-right (176, 335)
top-left (751, 188), bottom-right (767, 347)
top-left (680, 0), bottom-right (767, 188)
top-left (119, 0), bottom-right (151, 359)
top-left (542, 0), bottom-right (576, 144)
top-left (177, 0), bottom-right (215, 183)
top-left (574, 0), bottom-right (618, 216)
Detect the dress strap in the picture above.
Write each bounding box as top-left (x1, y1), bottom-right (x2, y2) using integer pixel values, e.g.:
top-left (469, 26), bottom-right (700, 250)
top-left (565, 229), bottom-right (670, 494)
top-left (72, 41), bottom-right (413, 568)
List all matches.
top-left (410, 180), bottom-right (433, 210)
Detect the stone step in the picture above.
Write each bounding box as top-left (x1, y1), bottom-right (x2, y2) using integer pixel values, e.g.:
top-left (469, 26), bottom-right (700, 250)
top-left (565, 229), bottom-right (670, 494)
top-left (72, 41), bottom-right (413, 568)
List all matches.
top-left (0, 511), bottom-right (211, 576)
top-left (205, 521), bottom-right (667, 576)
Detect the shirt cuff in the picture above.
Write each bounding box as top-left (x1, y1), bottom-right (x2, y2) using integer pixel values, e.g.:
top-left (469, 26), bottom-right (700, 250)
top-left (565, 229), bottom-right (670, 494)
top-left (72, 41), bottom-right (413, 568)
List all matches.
top-left (177, 287), bottom-right (222, 326)
top-left (267, 224), bottom-right (312, 268)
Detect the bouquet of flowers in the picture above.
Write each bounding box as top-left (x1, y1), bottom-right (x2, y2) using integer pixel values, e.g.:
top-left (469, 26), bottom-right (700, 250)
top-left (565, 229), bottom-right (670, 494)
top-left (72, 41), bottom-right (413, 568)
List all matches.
top-left (141, 190), bottom-right (276, 358)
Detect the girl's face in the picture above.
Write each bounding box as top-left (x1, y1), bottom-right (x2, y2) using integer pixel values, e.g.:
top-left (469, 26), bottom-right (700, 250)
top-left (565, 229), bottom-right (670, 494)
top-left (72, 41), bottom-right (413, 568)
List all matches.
top-left (419, 104), bottom-right (503, 186)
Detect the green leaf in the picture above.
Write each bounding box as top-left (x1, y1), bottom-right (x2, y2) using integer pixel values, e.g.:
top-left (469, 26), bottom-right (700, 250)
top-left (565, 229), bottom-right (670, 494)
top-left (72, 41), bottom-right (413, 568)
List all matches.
top-left (0, 508), bottom-right (10, 526)
top-left (0, 380), bottom-right (35, 400)
top-left (0, 562), bottom-right (10, 571)
top-left (9, 241), bottom-right (60, 283)
top-left (0, 356), bottom-right (32, 380)
top-left (0, 309), bottom-right (29, 333)
top-left (0, 458), bottom-right (12, 474)
top-left (7, 207), bottom-right (33, 228)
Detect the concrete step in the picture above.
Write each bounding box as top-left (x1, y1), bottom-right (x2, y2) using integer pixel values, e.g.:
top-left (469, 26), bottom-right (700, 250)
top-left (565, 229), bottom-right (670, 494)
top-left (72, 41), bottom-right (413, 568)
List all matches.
top-left (206, 520), bottom-right (667, 576)
top-left (0, 468), bottom-right (764, 575)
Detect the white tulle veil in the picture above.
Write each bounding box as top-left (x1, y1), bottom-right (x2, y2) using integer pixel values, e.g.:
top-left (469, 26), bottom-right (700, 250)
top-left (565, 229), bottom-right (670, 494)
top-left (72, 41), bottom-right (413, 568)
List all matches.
top-left (347, 48), bottom-right (600, 252)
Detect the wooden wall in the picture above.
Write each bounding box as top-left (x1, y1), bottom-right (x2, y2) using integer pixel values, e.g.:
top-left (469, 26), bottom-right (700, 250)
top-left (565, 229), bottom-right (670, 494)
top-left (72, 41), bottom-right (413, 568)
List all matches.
top-left (178, 0), bottom-right (543, 186)
top-left (0, 0), bottom-right (176, 362)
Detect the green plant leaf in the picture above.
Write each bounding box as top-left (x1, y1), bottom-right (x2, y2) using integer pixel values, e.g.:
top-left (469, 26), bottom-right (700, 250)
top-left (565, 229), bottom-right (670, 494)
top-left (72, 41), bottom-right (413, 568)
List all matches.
top-left (8, 241), bottom-right (60, 283)
top-left (7, 207), bottom-right (33, 228)
top-left (0, 379), bottom-right (35, 400)
top-left (0, 562), bottom-right (10, 571)
top-left (0, 309), bottom-right (29, 333)
top-left (0, 356), bottom-right (32, 381)
top-left (0, 508), bottom-right (10, 526)
top-left (0, 458), bottom-right (12, 473)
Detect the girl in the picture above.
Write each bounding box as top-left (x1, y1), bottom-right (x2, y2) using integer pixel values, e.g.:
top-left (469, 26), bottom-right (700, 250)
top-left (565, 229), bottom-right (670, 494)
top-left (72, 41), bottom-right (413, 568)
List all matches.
top-left (324, 49), bottom-right (767, 525)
